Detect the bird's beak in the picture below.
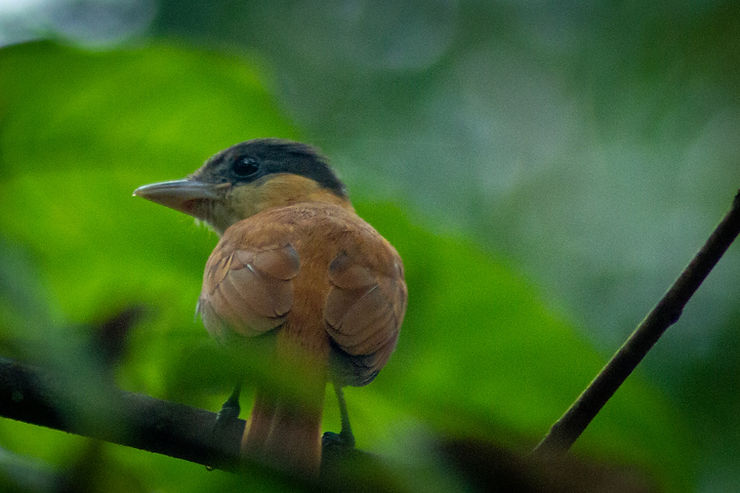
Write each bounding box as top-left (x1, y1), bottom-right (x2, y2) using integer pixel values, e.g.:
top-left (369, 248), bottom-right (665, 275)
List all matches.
top-left (133, 179), bottom-right (223, 217)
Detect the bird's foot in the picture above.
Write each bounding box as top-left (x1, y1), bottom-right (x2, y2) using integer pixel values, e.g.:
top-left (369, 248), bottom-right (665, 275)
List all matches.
top-left (322, 429), bottom-right (355, 451)
top-left (216, 399), bottom-right (241, 423)
top-left (215, 381), bottom-right (242, 425)
top-left (206, 384), bottom-right (242, 471)
top-left (320, 429), bottom-right (357, 477)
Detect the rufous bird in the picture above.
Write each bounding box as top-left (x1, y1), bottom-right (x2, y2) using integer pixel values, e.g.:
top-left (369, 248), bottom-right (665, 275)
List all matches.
top-left (133, 139), bottom-right (407, 475)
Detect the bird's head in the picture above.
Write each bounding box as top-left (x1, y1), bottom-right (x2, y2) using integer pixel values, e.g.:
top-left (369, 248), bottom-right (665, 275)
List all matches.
top-left (133, 139), bottom-right (351, 235)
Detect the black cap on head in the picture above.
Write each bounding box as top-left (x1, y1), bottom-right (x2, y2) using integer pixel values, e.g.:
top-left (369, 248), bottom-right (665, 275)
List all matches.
top-left (193, 138), bottom-right (347, 198)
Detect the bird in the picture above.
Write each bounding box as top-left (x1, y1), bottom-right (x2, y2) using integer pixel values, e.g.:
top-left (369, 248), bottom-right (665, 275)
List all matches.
top-left (133, 139), bottom-right (407, 475)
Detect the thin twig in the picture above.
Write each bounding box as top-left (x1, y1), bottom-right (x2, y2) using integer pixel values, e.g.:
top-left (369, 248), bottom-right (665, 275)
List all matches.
top-left (533, 189), bottom-right (740, 457)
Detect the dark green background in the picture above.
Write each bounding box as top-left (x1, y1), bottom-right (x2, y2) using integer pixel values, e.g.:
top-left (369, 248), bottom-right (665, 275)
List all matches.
top-left (0, 1), bottom-right (738, 491)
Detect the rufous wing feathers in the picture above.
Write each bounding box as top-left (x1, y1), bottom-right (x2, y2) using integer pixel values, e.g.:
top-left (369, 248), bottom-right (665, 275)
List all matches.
top-left (198, 243), bottom-right (299, 340)
top-left (325, 251), bottom-right (407, 386)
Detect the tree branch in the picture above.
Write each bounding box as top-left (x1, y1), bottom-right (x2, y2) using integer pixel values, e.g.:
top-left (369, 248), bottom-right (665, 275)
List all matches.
top-left (0, 355), bottom-right (376, 487)
top-left (0, 354), bottom-right (653, 491)
top-left (533, 189), bottom-right (740, 457)
top-left (0, 356), bottom-right (244, 471)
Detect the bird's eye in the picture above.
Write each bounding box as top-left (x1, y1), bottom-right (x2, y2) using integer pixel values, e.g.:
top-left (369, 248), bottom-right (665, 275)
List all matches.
top-left (233, 157), bottom-right (260, 178)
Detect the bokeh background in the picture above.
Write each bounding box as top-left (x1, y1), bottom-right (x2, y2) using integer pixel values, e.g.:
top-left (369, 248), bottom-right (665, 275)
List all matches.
top-left (0, 1), bottom-right (738, 491)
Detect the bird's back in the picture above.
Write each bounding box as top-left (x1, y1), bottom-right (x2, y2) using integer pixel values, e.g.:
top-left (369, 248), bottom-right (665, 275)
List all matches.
top-left (199, 201), bottom-right (406, 384)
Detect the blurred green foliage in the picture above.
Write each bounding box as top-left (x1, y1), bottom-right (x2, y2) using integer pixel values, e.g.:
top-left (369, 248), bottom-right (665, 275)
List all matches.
top-left (0, 41), bottom-right (705, 492)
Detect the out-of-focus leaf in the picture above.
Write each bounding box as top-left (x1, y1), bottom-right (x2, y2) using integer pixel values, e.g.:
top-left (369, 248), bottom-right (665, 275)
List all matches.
top-left (0, 41), bottom-right (694, 491)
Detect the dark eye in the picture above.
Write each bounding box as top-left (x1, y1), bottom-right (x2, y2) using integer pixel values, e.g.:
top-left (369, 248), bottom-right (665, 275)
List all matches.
top-left (233, 157), bottom-right (260, 178)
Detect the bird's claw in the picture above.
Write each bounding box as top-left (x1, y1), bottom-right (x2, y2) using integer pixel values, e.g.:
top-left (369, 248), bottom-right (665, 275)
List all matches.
top-left (322, 430), bottom-right (355, 451)
top-left (206, 391), bottom-right (242, 472)
top-left (210, 382), bottom-right (242, 447)
top-left (216, 400), bottom-right (241, 423)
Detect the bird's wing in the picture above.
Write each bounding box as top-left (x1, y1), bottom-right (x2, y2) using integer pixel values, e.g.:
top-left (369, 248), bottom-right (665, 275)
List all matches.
top-left (198, 242), bottom-right (300, 340)
top-left (325, 249), bottom-right (407, 386)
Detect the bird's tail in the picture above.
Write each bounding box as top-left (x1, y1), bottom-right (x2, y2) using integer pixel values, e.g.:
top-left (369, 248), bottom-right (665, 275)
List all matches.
top-left (242, 387), bottom-right (324, 475)
top-left (241, 330), bottom-right (328, 475)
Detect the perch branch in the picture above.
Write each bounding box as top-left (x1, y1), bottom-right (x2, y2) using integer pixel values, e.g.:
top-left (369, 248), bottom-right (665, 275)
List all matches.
top-left (533, 189), bottom-right (740, 457)
top-left (0, 355), bottom-right (373, 486)
top-left (0, 356), bottom-right (244, 471)
top-left (0, 355), bottom-right (654, 490)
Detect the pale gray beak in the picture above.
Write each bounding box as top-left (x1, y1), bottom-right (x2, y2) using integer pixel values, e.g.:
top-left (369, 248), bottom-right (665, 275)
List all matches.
top-left (133, 179), bottom-right (222, 217)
